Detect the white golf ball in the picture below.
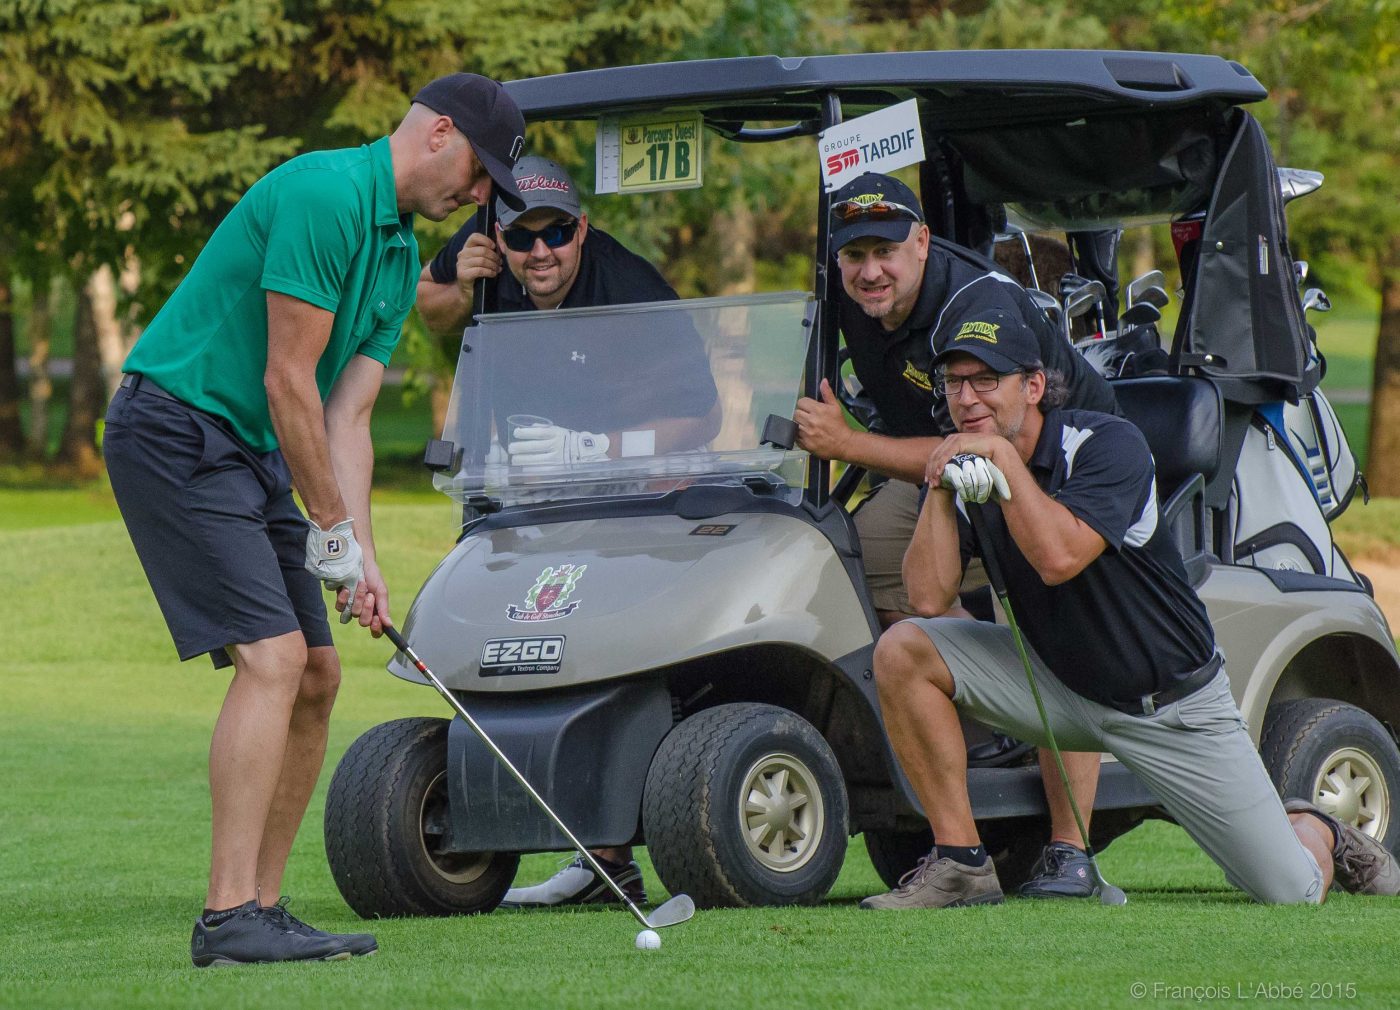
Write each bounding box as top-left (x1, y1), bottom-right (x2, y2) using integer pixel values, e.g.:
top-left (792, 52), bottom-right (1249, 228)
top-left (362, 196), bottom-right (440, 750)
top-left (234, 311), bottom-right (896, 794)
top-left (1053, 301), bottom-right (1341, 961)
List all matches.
top-left (635, 928), bottom-right (662, 950)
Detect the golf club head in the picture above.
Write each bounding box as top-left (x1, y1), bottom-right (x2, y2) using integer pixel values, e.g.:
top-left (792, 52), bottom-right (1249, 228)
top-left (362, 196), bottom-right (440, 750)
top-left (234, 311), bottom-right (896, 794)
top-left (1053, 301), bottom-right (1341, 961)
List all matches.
top-left (1135, 285), bottom-right (1169, 310)
top-left (1126, 269), bottom-right (1166, 306)
top-left (645, 893), bottom-right (696, 928)
top-left (1095, 878), bottom-right (1128, 906)
top-left (1302, 287), bottom-right (1331, 313)
top-left (1277, 166), bottom-right (1324, 204)
top-left (1295, 260), bottom-right (1310, 285)
top-left (1119, 302), bottom-right (1161, 327)
top-left (1064, 280), bottom-right (1106, 319)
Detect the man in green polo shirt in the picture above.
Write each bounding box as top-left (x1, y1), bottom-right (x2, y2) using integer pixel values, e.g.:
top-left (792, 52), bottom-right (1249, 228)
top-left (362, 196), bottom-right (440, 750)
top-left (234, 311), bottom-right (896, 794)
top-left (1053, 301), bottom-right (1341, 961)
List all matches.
top-left (104, 73), bottom-right (525, 967)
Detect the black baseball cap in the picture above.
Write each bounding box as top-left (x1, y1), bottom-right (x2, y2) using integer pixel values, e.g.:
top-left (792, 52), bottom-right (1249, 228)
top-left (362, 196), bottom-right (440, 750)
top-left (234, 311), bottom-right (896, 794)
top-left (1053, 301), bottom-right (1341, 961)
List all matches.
top-left (413, 73), bottom-right (527, 211)
top-left (830, 173), bottom-right (924, 251)
top-left (932, 308), bottom-right (1044, 375)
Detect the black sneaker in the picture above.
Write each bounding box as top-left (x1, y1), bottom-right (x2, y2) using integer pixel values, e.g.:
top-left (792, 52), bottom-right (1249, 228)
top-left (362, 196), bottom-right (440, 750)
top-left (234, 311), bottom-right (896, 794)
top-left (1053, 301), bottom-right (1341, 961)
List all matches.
top-left (1019, 842), bottom-right (1097, 899)
top-left (500, 855), bottom-right (647, 908)
top-left (263, 896), bottom-right (378, 957)
top-left (191, 901), bottom-right (352, 967)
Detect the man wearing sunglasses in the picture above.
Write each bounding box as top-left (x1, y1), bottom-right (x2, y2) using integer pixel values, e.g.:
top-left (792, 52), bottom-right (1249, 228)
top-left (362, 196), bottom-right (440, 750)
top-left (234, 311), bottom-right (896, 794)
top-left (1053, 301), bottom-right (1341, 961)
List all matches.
top-left (794, 172), bottom-right (1117, 901)
top-left (416, 156), bottom-right (716, 906)
top-left (418, 156), bottom-right (718, 465)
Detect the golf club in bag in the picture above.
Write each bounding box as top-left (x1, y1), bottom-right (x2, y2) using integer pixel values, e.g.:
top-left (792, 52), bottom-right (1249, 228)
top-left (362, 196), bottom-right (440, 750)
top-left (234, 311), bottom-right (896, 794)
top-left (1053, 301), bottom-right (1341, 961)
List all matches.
top-left (964, 504), bottom-right (1128, 906)
top-left (383, 625), bottom-right (696, 931)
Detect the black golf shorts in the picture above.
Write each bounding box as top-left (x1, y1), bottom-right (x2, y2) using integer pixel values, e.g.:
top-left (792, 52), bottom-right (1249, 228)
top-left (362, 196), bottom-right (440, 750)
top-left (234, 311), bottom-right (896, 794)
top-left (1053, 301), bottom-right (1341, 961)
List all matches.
top-left (104, 382), bottom-right (333, 669)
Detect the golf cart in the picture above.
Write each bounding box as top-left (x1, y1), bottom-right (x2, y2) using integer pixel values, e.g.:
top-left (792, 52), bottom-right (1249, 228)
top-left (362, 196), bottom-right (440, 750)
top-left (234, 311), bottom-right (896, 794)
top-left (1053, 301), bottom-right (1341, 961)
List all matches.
top-left (324, 51), bottom-right (1400, 914)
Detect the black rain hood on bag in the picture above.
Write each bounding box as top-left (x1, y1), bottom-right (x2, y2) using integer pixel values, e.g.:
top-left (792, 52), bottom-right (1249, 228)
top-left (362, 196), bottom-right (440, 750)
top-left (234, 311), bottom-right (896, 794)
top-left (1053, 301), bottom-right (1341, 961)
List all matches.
top-left (1176, 110), bottom-right (1320, 405)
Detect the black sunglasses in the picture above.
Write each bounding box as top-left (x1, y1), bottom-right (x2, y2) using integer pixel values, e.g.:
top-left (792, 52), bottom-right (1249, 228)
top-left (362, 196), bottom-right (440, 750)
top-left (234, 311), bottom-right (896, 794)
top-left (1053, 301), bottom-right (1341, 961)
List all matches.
top-left (500, 220), bottom-right (579, 252)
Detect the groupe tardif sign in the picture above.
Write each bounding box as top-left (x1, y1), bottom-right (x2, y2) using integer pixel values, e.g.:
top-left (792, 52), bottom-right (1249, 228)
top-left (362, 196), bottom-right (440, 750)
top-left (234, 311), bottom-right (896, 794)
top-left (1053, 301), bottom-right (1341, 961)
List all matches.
top-left (819, 99), bottom-right (926, 192)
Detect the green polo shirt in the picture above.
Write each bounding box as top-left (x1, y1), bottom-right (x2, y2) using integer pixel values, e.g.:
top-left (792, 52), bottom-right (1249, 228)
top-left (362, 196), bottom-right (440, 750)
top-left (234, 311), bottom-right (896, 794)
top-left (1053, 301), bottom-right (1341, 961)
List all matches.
top-left (124, 137), bottom-right (418, 452)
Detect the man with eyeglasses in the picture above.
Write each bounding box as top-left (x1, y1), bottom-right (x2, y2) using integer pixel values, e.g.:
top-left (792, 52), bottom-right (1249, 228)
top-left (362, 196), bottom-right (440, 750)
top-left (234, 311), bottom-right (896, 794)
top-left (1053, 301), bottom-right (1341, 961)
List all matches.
top-left (418, 155), bottom-right (717, 464)
top-left (859, 307), bottom-right (1397, 909)
top-left (416, 155), bottom-right (716, 907)
top-left (794, 172), bottom-right (1116, 900)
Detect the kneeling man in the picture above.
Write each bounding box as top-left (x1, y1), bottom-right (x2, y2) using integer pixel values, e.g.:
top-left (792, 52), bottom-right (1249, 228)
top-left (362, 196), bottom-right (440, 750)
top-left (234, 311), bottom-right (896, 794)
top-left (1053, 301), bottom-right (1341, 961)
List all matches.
top-left (861, 307), bottom-right (1399, 909)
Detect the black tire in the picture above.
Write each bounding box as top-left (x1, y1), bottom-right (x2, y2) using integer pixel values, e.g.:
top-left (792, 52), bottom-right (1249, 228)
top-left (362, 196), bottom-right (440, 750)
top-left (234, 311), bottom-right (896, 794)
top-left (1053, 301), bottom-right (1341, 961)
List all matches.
top-left (865, 827), bottom-right (932, 890)
top-left (642, 703), bottom-right (849, 908)
top-left (324, 717), bottom-right (520, 918)
top-left (1260, 698), bottom-right (1400, 853)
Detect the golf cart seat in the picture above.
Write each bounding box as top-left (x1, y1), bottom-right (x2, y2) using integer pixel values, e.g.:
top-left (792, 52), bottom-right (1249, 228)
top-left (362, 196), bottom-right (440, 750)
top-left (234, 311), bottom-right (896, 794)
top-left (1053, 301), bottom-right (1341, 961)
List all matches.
top-left (1110, 375), bottom-right (1223, 585)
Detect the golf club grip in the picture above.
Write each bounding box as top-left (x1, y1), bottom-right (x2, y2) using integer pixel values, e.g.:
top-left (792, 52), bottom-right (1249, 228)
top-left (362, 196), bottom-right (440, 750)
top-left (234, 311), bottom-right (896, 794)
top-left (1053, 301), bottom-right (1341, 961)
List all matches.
top-left (965, 504), bottom-right (1008, 596)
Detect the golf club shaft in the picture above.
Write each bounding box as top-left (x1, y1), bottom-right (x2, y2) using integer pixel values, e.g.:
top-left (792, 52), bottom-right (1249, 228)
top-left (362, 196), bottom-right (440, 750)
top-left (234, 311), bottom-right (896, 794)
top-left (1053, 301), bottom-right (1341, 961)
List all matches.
top-left (383, 625), bottom-right (652, 929)
top-left (965, 505), bottom-right (1097, 862)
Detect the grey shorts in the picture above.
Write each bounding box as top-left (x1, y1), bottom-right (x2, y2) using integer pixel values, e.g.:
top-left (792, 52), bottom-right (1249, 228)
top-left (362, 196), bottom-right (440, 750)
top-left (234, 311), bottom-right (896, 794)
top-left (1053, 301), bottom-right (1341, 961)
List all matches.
top-left (906, 617), bottom-right (1324, 904)
top-left (852, 479), bottom-right (988, 615)
top-left (104, 381), bottom-right (333, 669)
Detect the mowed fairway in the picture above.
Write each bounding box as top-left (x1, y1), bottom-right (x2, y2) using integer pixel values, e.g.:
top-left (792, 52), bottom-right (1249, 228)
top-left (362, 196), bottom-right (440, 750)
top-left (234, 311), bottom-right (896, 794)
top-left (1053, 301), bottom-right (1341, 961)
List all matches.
top-left (5, 495), bottom-right (1400, 1010)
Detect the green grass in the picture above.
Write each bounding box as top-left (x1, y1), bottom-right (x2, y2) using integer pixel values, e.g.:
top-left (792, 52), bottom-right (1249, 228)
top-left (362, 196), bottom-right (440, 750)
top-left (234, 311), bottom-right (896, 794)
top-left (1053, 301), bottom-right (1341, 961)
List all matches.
top-left (5, 499), bottom-right (1400, 1008)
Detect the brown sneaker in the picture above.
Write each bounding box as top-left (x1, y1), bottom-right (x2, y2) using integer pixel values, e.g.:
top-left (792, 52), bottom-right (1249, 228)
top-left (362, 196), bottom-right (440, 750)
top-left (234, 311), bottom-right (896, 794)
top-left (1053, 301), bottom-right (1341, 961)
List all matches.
top-left (859, 851), bottom-right (1004, 910)
top-left (1285, 799), bottom-right (1400, 896)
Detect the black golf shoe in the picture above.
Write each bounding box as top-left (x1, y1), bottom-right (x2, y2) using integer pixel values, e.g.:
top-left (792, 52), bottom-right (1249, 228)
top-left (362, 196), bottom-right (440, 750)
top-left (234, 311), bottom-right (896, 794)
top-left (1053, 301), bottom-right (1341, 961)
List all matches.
top-left (190, 901), bottom-right (352, 967)
top-left (263, 896), bottom-right (378, 957)
top-left (500, 855), bottom-right (647, 908)
top-left (1019, 842), bottom-right (1097, 899)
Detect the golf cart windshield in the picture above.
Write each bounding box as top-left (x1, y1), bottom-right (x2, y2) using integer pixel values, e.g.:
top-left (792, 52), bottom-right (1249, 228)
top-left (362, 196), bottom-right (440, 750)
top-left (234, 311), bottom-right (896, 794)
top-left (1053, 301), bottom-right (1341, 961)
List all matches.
top-left (433, 291), bottom-right (814, 507)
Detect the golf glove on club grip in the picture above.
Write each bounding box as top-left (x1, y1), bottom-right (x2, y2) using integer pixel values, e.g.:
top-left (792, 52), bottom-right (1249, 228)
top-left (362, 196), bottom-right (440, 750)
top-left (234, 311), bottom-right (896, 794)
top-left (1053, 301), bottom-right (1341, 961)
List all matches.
top-left (941, 453), bottom-right (1012, 504)
top-left (304, 517), bottom-right (363, 619)
top-left (509, 424), bottom-right (611, 465)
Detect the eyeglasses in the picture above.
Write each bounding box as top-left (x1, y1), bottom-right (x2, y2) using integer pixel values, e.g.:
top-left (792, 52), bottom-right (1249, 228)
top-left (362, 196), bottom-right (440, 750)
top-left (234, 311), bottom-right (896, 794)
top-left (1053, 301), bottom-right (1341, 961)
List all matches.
top-left (830, 199), bottom-right (922, 225)
top-left (500, 220), bottom-right (579, 252)
top-left (933, 370), bottom-right (1027, 398)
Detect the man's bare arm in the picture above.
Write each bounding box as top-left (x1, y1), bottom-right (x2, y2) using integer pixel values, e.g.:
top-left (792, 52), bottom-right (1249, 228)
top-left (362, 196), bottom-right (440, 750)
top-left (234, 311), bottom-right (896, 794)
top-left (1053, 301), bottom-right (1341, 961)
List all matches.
top-left (416, 231), bottom-right (503, 335)
top-left (265, 292), bottom-right (346, 528)
top-left (324, 354), bottom-right (391, 632)
top-left (926, 432), bottom-right (1106, 586)
top-left (902, 484), bottom-right (964, 616)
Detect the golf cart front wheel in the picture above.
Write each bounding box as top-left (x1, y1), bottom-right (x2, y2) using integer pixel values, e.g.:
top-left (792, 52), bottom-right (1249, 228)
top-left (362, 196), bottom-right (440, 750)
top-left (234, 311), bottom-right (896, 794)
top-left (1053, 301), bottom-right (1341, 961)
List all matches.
top-left (643, 703), bottom-right (849, 907)
top-left (1260, 699), bottom-right (1400, 853)
top-left (324, 717), bottom-right (520, 918)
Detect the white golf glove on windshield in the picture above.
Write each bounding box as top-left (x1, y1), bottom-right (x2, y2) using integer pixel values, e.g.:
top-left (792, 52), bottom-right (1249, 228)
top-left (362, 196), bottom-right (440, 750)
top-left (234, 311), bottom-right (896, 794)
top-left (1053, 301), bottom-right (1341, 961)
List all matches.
top-left (509, 424), bottom-right (611, 465)
top-left (940, 453), bottom-right (1012, 504)
top-left (304, 517), bottom-right (363, 623)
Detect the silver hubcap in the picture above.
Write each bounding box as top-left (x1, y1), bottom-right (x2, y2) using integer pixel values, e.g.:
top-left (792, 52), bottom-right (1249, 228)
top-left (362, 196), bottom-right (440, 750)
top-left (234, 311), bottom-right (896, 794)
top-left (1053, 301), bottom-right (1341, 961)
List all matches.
top-left (420, 771), bottom-right (492, 884)
top-left (738, 751), bottom-right (825, 873)
top-left (1312, 747), bottom-right (1390, 840)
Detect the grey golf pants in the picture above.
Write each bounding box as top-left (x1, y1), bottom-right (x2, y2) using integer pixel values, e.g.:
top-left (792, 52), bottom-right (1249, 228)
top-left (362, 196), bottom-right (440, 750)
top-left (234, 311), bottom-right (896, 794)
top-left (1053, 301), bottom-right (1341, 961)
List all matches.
top-left (906, 617), bottom-right (1325, 904)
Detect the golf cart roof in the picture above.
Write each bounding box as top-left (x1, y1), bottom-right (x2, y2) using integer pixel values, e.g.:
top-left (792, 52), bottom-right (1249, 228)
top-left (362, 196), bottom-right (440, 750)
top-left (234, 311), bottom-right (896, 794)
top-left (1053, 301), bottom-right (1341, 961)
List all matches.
top-left (504, 50), bottom-right (1266, 127)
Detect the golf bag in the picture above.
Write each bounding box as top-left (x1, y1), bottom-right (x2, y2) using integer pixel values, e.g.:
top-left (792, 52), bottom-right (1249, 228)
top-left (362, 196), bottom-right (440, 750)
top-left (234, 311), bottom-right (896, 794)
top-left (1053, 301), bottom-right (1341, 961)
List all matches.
top-left (1282, 388), bottom-right (1366, 521)
top-left (1225, 395), bottom-right (1362, 584)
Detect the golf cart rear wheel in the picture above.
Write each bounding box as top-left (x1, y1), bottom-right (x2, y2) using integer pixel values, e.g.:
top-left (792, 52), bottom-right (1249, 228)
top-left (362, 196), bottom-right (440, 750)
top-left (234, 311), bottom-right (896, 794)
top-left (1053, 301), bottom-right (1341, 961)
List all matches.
top-left (1260, 699), bottom-right (1400, 852)
top-left (643, 703), bottom-right (848, 907)
top-left (324, 717), bottom-right (520, 918)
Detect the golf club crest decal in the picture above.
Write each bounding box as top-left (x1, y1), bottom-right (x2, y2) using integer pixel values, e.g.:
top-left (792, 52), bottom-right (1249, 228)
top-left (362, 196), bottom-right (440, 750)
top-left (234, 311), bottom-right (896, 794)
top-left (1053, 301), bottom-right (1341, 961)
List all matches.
top-left (507, 564), bottom-right (588, 622)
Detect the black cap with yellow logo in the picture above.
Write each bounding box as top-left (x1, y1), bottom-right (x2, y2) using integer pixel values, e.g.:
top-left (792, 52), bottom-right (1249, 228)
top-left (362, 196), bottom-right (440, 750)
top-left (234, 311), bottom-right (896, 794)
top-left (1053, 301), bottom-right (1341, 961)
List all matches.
top-left (932, 307), bottom-right (1043, 374)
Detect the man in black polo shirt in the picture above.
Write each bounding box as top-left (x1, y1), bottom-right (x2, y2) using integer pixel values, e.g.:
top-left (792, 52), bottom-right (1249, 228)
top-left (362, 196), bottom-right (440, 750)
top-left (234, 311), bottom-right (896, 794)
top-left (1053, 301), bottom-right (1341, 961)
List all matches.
top-left (795, 172), bottom-right (1114, 898)
top-left (416, 156), bottom-right (716, 908)
top-left (859, 308), bottom-right (1398, 909)
top-left (418, 156), bottom-right (718, 463)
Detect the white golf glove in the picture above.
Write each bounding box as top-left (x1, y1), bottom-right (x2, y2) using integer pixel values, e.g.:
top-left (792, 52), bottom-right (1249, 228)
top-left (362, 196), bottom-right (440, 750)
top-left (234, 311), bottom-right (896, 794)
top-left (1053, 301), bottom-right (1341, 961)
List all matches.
top-left (509, 424), bottom-right (611, 465)
top-left (304, 517), bottom-right (363, 623)
top-left (940, 453), bottom-right (1012, 504)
